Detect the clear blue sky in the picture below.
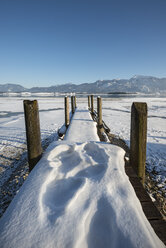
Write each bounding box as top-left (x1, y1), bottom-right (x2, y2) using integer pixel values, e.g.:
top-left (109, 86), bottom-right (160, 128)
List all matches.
top-left (0, 0), bottom-right (166, 88)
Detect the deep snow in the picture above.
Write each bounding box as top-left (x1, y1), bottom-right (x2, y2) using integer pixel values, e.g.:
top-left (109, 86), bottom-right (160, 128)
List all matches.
top-left (0, 140), bottom-right (164, 248)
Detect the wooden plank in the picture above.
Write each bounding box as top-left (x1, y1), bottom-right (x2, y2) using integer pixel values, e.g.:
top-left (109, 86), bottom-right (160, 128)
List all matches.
top-left (125, 163), bottom-right (166, 244)
top-left (141, 201), bottom-right (162, 220)
top-left (149, 220), bottom-right (166, 244)
top-left (128, 176), bottom-right (146, 188)
top-left (134, 188), bottom-right (152, 202)
top-left (125, 166), bottom-right (138, 177)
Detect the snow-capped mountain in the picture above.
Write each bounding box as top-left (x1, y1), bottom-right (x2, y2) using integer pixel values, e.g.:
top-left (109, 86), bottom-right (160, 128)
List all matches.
top-left (0, 76), bottom-right (166, 94)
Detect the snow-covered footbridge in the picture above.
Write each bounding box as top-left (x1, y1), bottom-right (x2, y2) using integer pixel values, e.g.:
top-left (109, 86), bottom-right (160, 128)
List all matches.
top-left (0, 98), bottom-right (165, 248)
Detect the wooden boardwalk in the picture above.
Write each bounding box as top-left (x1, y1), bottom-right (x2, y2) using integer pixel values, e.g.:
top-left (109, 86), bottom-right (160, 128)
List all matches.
top-left (125, 164), bottom-right (166, 244)
top-left (23, 98), bottom-right (166, 245)
top-left (66, 105), bottom-right (166, 244)
top-left (64, 107), bottom-right (99, 142)
top-left (91, 107), bottom-right (166, 245)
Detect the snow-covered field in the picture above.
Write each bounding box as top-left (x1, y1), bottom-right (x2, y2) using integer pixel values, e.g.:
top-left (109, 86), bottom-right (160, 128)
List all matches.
top-left (0, 96), bottom-right (166, 198)
top-left (0, 97), bottom-right (65, 184)
top-left (0, 97), bottom-right (66, 216)
top-left (0, 96), bottom-right (65, 155)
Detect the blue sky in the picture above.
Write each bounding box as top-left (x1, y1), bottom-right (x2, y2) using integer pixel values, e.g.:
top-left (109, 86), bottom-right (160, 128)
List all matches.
top-left (0, 0), bottom-right (166, 88)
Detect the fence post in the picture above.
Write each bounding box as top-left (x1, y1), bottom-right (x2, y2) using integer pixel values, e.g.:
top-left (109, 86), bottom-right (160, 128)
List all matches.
top-left (88, 95), bottom-right (90, 109)
top-left (65, 96), bottom-right (70, 127)
top-left (91, 95), bottom-right (94, 114)
top-left (71, 96), bottom-right (75, 114)
top-left (23, 100), bottom-right (43, 172)
top-left (130, 102), bottom-right (147, 186)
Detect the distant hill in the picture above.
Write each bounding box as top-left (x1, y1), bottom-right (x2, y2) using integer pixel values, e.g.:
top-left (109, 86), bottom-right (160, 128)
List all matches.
top-left (0, 84), bottom-right (26, 93)
top-left (0, 75), bottom-right (166, 94)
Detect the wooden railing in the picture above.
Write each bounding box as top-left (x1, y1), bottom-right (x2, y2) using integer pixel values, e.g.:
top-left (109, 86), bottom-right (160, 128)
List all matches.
top-left (88, 94), bottom-right (147, 186)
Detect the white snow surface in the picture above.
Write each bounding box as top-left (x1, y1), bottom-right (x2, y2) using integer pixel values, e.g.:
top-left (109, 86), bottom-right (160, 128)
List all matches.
top-left (0, 102), bottom-right (165, 248)
top-left (0, 97), bottom-right (65, 152)
top-left (64, 107), bottom-right (99, 142)
top-left (0, 97), bottom-right (65, 185)
top-left (0, 141), bottom-right (164, 248)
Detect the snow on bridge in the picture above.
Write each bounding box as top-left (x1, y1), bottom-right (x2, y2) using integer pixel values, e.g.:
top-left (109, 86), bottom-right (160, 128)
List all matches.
top-left (0, 107), bottom-right (164, 248)
top-left (64, 107), bottom-right (99, 142)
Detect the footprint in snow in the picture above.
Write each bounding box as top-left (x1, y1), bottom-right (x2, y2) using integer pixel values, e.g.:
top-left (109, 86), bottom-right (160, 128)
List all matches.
top-left (47, 144), bottom-right (82, 173)
top-left (88, 197), bottom-right (133, 248)
top-left (74, 143), bottom-right (109, 181)
top-left (42, 177), bottom-right (85, 224)
top-left (75, 164), bottom-right (106, 181)
top-left (59, 148), bottom-right (82, 173)
top-left (84, 143), bottom-right (109, 164)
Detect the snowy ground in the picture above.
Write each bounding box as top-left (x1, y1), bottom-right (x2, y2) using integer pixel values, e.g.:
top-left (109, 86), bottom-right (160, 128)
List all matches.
top-left (0, 97), bottom-right (64, 183)
top-left (0, 97), bottom-right (65, 216)
top-left (0, 96), bottom-right (166, 218)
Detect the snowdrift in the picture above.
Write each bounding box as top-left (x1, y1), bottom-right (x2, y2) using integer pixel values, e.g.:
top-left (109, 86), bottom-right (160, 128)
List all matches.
top-left (0, 141), bottom-right (164, 248)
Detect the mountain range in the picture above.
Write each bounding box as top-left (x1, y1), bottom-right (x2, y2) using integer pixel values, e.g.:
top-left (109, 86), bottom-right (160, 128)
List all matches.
top-left (0, 75), bottom-right (166, 94)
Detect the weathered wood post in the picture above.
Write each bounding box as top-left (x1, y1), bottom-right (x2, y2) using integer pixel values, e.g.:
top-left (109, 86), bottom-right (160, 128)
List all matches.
top-left (97, 96), bottom-right (102, 128)
top-left (71, 96), bottom-right (75, 114)
top-left (65, 96), bottom-right (70, 127)
top-left (23, 100), bottom-right (43, 172)
top-left (97, 96), bottom-right (106, 141)
top-left (74, 95), bottom-right (77, 108)
top-left (130, 102), bottom-right (147, 186)
top-left (88, 95), bottom-right (90, 109)
top-left (91, 95), bottom-right (94, 114)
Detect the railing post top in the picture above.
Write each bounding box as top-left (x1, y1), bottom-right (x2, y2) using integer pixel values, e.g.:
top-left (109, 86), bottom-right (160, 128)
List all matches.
top-left (24, 99), bottom-right (37, 104)
top-left (132, 102), bottom-right (147, 114)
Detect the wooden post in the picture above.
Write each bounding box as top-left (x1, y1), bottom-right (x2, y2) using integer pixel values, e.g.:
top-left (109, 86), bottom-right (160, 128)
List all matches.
top-left (88, 95), bottom-right (90, 108)
top-left (97, 96), bottom-right (102, 127)
top-left (71, 96), bottom-right (75, 114)
top-left (97, 96), bottom-right (106, 141)
top-left (130, 102), bottom-right (147, 185)
top-left (74, 95), bottom-right (77, 108)
top-left (91, 95), bottom-right (94, 114)
top-left (23, 100), bottom-right (43, 172)
top-left (65, 96), bottom-right (70, 127)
